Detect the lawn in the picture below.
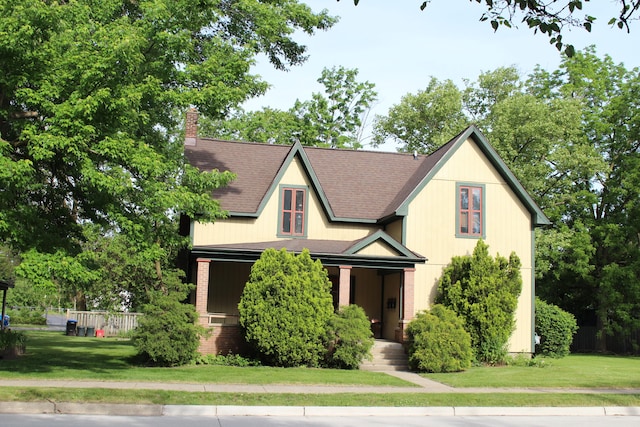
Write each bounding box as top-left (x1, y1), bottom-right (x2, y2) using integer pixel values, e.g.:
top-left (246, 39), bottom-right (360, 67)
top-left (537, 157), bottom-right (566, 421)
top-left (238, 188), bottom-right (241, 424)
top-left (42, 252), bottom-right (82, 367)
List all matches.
top-left (424, 355), bottom-right (640, 389)
top-left (1, 330), bottom-right (639, 407)
top-left (0, 330), bottom-right (409, 387)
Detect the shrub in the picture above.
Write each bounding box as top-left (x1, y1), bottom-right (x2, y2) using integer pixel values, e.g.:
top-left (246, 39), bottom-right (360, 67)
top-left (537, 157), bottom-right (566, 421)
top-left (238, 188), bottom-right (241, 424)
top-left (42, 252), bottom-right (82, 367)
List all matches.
top-left (535, 297), bottom-right (578, 357)
top-left (238, 248), bottom-right (334, 367)
top-left (5, 308), bottom-right (47, 326)
top-left (132, 290), bottom-right (206, 366)
top-left (0, 329), bottom-right (27, 351)
top-left (324, 304), bottom-right (374, 369)
top-left (437, 239), bottom-right (522, 364)
top-left (406, 305), bottom-right (472, 373)
top-left (194, 353), bottom-right (261, 367)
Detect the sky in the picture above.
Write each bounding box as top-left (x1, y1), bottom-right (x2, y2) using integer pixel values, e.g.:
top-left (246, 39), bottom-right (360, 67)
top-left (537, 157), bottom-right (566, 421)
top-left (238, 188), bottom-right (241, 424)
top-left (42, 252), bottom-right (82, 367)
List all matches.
top-left (244, 1), bottom-right (640, 151)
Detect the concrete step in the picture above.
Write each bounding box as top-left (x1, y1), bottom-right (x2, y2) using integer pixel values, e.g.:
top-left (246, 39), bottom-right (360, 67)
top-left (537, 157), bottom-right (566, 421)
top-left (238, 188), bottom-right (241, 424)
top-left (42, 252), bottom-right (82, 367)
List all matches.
top-left (361, 340), bottom-right (409, 371)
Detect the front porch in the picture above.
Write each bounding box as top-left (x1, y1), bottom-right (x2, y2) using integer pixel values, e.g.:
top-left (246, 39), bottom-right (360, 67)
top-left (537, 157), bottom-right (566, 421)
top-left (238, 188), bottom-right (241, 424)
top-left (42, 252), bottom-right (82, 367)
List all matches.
top-left (190, 238), bottom-right (425, 355)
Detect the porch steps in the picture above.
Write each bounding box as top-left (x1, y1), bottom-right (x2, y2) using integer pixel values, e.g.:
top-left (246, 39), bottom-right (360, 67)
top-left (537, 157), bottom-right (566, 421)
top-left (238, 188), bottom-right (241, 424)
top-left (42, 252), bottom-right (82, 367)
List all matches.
top-left (360, 339), bottom-right (409, 371)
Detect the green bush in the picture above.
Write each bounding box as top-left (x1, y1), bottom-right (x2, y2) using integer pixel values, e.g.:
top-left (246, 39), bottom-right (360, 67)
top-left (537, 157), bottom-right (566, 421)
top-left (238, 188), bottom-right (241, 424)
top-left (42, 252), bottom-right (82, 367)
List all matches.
top-left (437, 239), bottom-right (522, 364)
top-left (406, 304), bottom-right (472, 373)
top-left (194, 353), bottom-right (261, 367)
top-left (5, 308), bottom-right (47, 326)
top-left (0, 329), bottom-right (27, 352)
top-left (324, 304), bottom-right (374, 369)
top-left (535, 297), bottom-right (578, 357)
top-left (238, 248), bottom-right (334, 367)
top-left (132, 290), bottom-right (206, 366)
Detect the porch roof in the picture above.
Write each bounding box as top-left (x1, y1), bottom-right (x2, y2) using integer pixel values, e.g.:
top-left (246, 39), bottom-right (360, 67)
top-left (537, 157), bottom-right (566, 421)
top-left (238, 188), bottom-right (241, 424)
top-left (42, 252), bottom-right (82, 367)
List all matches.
top-left (192, 235), bottom-right (426, 270)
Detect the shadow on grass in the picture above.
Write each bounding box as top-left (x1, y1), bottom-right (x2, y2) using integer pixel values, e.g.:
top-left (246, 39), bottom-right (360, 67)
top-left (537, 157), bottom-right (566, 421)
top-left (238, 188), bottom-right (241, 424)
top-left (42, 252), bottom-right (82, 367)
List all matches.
top-left (0, 330), bottom-right (137, 375)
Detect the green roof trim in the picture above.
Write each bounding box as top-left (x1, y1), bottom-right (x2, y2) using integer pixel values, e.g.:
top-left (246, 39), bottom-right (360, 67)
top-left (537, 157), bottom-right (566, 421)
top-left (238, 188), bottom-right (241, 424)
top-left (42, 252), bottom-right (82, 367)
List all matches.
top-left (397, 125), bottom-right (551, 227)
top-left (345, 230), bottom-right (425, 260)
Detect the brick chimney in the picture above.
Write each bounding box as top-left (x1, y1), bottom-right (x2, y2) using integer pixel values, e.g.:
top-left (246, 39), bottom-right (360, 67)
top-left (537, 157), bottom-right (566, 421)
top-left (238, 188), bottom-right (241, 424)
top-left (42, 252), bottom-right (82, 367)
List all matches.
top-left (185, 108), bottom-right (198, 146)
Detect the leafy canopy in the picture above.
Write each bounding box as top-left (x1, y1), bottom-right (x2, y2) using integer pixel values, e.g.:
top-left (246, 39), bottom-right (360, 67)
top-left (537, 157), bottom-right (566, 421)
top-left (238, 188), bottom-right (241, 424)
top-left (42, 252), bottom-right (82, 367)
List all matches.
top-left (343, 0), bottom-right (639, 56)
top-left (0, 0), bottom-right (335, 304)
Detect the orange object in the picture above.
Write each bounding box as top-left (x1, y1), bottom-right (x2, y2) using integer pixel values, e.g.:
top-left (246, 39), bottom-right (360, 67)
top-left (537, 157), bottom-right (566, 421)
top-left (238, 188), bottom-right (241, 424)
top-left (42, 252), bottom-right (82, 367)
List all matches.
top-left (95, 329), bottom-right (105, 338)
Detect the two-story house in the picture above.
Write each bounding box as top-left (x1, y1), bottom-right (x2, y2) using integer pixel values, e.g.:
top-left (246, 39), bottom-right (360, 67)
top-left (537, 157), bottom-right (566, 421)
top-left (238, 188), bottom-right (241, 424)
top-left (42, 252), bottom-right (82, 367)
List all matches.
top-left (182, 110), bottom-right (550, 356)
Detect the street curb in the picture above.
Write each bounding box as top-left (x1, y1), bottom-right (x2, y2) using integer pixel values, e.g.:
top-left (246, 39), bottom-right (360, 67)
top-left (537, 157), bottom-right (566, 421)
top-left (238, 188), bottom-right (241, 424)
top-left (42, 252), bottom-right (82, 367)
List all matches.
top-left (1, 402), bottom-right (639, 417)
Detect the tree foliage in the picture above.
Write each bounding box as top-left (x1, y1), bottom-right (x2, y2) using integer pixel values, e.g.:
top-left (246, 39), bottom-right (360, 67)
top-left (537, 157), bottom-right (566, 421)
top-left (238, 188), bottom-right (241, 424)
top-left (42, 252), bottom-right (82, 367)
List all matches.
top-left (406, 304), bottom-right (473, 373)
top-left (344, 0), bottom-right (639, 56)
top-left (372, 78), bottom-right (468, 154)
top-left (437, 240), bottom-right (522, 364)
top-left (238, 248), bottom-right (334, 367)
top-left (0, 0), bottom-right (335, 307)
top-left (201, 66), bottom-right (377, 148)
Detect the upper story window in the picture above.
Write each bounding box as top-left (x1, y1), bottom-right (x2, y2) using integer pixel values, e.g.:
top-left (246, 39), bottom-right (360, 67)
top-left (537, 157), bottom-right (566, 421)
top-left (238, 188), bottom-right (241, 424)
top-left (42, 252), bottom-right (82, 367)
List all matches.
top-left (280, 187), bottom-right (306, 236)
top-left (457, 184), bottom-right (484, 237)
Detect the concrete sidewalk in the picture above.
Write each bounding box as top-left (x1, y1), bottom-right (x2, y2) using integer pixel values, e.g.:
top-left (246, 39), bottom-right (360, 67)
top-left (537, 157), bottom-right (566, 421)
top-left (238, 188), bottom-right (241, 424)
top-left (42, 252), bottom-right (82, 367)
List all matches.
top-left (2, 369), bottom-right (640, 394)
top-left (0, 371), bottom-right (639, 417)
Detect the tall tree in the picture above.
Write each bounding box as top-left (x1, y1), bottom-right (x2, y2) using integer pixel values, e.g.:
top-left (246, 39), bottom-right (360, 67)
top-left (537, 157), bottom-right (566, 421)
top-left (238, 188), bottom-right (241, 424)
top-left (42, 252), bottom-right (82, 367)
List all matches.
top-left (0, 1), bottom-right (335, 300)
top-left (292, 66), bottom-right (378, 148)
top-left (372, 78), bottom-right (468, 154)
top-left (201, 66), bottom-right (377, 148)
top-left (532, 48), bottom-right (640, 350)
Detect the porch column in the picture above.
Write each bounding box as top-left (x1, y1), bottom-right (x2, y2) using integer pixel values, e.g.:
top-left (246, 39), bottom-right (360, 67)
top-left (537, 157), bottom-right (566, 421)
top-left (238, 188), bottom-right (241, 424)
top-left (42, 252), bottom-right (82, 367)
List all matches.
top-left (396, 267), bottom-right (416, 343)
top-left (402, 268), bottom-right (415, 321)
top-left (195, 258), bottom-right (211, 320)
top-left (338, 265), bottom-right (352, 307)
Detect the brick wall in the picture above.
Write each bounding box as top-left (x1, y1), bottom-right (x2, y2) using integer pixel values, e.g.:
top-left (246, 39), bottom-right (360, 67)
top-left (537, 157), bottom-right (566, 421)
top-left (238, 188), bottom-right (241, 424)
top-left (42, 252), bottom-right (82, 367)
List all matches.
top-left (199, 324), bottom-right (247, 355)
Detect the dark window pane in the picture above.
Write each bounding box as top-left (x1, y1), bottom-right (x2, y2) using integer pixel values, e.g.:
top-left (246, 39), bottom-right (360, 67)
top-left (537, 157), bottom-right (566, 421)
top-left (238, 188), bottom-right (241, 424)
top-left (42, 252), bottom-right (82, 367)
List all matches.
top-left (295, 213), bottom-right (303, 234)
top-left (282, 212), bottom-right (291, 233)
top-left (295, 190), bottom-right (304, 211)
top-left (283, 189), bottom-right (292, 210)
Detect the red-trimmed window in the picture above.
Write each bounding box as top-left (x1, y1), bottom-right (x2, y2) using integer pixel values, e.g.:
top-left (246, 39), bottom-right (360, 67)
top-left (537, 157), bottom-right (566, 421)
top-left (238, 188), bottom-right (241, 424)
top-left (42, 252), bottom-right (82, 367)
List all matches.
top-left (281, 188), bottom-right (306, 236)
top-left (459, 185), bottom-right (483, 236)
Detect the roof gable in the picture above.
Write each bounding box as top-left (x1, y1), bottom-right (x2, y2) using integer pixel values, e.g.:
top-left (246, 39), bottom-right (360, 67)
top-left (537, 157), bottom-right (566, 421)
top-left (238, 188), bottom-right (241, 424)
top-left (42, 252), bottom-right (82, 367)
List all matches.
top-left (184, 126), bottom-right (550, 226)
top-left (396, 125), bottom-right (550, 226)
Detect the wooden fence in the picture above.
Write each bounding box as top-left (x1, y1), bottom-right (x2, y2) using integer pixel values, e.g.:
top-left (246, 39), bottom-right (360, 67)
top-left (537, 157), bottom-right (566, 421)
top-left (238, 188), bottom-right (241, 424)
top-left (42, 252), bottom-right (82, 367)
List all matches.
top-left (66, 310), bottom-right (142, 336)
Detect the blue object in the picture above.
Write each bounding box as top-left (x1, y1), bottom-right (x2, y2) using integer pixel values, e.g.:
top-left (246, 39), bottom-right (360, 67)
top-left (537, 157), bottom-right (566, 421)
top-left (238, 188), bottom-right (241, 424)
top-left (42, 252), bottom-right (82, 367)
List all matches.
top-left (2, 314), bottom-right (9, 327)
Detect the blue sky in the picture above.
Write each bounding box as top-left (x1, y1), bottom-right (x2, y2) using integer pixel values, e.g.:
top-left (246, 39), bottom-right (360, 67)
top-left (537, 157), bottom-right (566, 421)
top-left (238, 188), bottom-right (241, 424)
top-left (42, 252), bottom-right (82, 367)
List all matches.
top-left (244, 1), bottom-right (640, 150)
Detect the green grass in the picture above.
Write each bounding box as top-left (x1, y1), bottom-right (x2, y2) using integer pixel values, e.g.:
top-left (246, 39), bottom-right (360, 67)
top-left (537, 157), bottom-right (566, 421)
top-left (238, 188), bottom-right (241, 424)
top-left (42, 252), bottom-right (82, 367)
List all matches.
top-left (1, 330), bottom-right (640, 407)
top-left (424, 355), bottom-right (640, 389)
top-left (0, 330), bottom-right (409, 387)
top-left (0, 388), bottom-right (638, 407)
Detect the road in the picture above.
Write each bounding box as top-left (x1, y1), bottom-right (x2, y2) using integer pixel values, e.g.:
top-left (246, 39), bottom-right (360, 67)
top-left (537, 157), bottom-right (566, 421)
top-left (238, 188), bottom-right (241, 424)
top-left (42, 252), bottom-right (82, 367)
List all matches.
top-left (0, 414), bottom-right (638, 427)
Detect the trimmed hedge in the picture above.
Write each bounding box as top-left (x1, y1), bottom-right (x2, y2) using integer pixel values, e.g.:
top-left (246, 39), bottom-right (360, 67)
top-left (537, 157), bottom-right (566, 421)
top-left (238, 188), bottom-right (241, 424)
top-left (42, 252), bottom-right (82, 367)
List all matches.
top-left (239, 248), bottom-right (334, 367)
top-left (406, 304), bottom-right (473, 373)
top-left (535, 297), bottom-right (578, 357)
top-left (324, 304), bottom-right (374, 369)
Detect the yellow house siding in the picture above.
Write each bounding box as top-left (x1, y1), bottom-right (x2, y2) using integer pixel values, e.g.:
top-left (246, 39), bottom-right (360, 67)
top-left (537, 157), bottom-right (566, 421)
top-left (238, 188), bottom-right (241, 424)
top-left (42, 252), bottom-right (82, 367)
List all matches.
top-left (384, 219), bottom-right (403, 243)
top-left (405, 139), bottom-right (534, 353)
top-left (193, 155), bottom-right (378, 246)
top-left (356, 241), bottom-right (402, 257)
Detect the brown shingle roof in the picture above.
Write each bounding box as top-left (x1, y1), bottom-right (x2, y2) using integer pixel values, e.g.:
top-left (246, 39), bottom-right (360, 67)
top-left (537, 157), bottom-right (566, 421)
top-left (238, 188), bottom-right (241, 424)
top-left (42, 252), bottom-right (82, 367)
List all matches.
top-left (185, 139), bottom-right (290, 213)
top-left (185, 138), bottom-right (445, 221)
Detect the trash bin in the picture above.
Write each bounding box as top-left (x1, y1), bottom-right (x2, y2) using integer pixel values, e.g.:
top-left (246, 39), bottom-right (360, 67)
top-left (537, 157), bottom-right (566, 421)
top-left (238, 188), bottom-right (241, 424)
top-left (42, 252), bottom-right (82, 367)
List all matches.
top-left (86, 327), bottom-right (95, 337)
top-left (66, 320), bottom-right (77, 336)
top-left (2, 314), bottom-right (9, 328)
top-left (77, 326), bottom-right (86, 337)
